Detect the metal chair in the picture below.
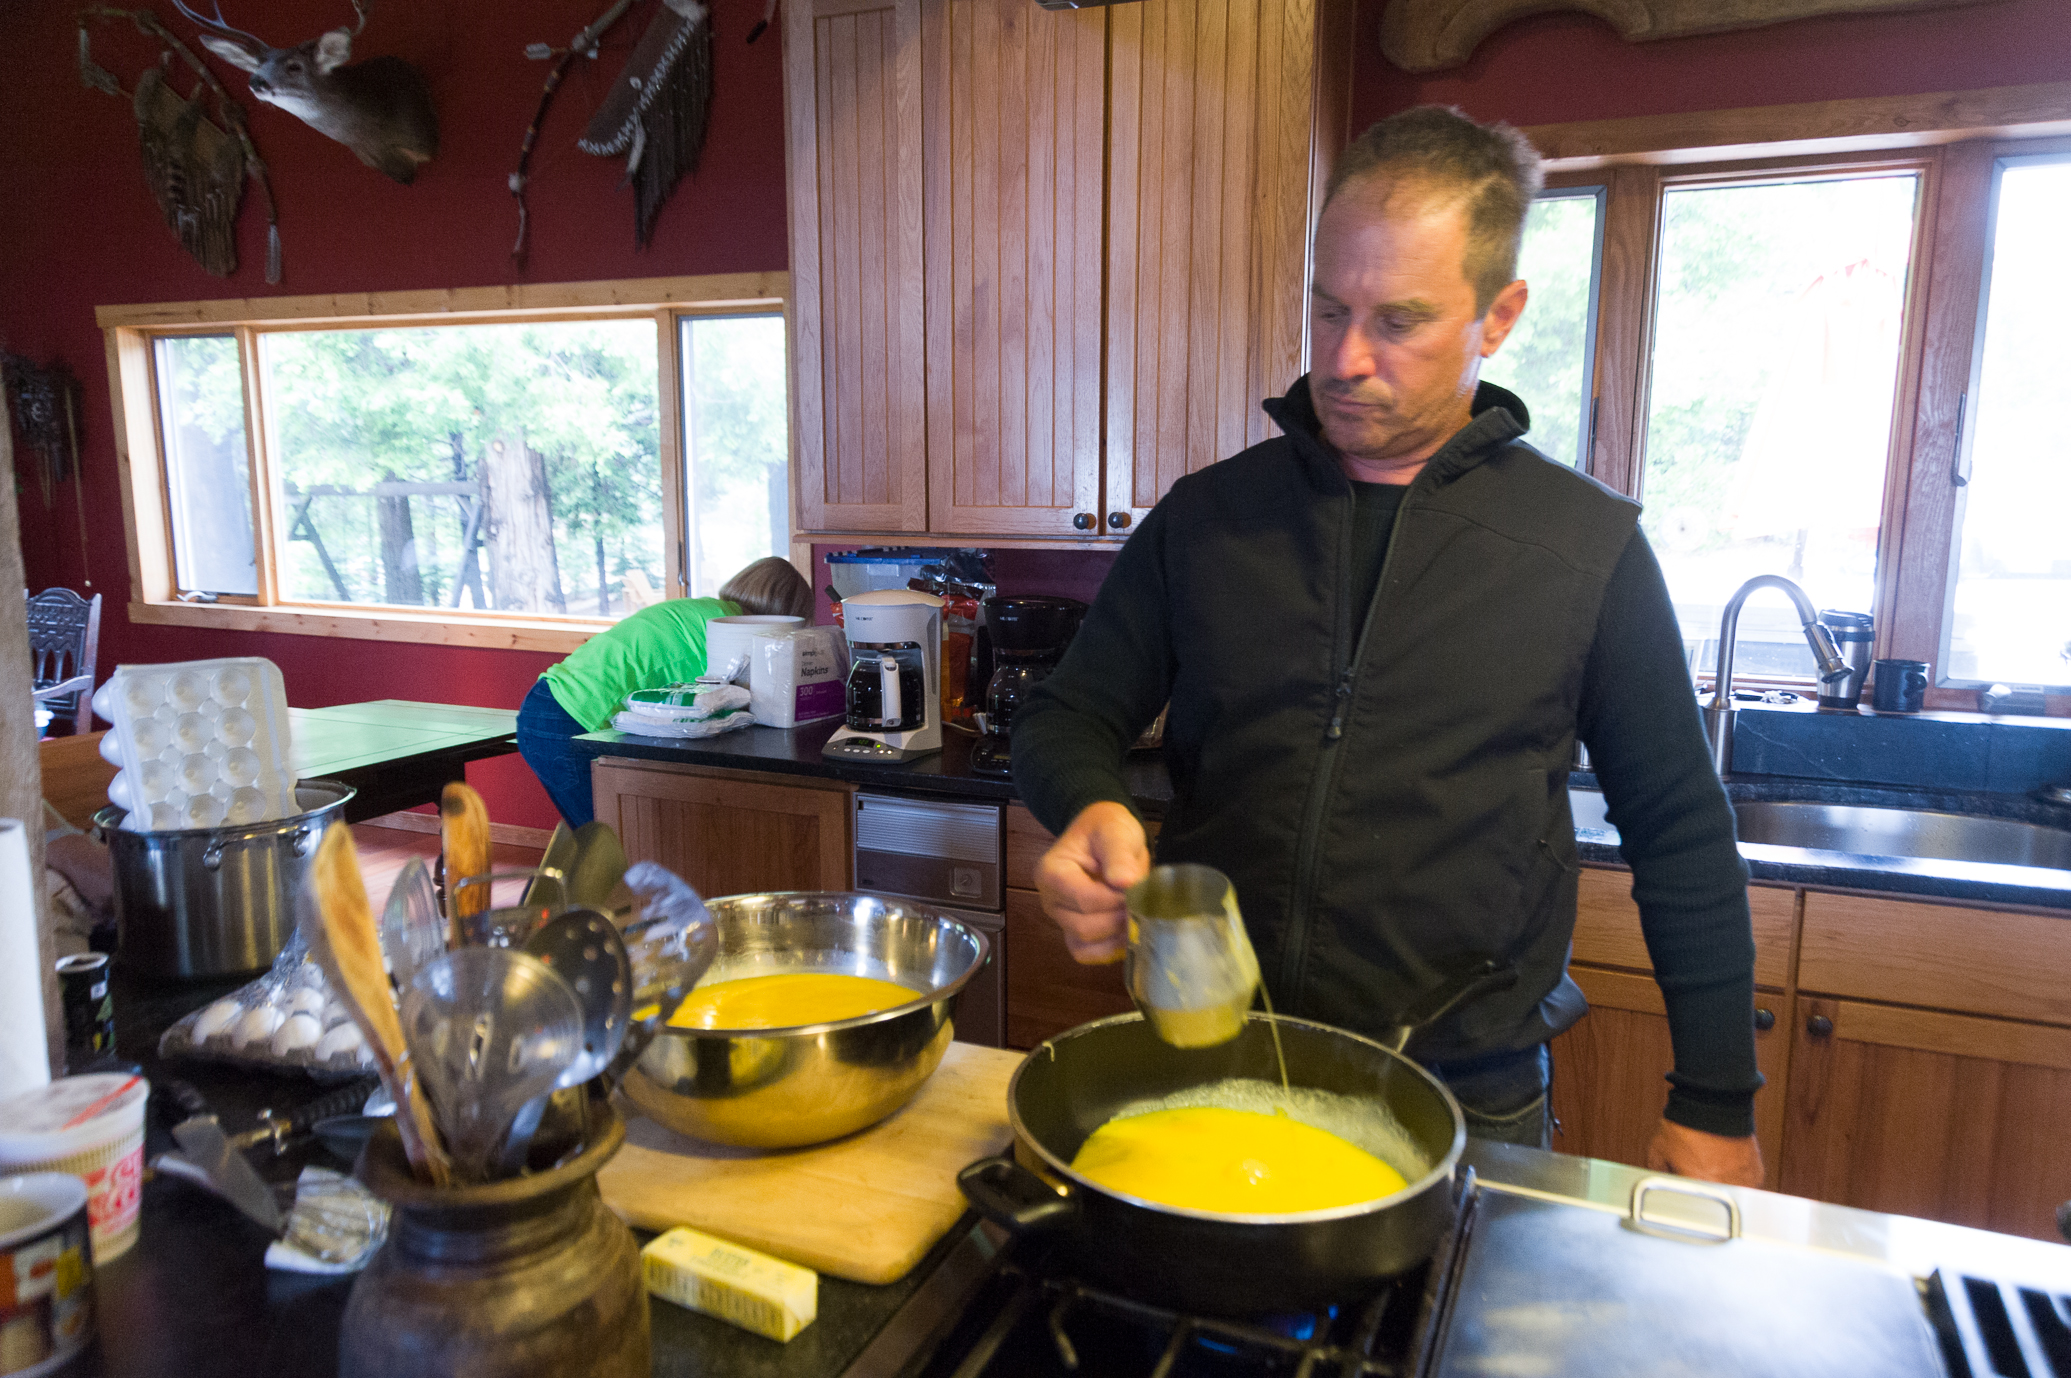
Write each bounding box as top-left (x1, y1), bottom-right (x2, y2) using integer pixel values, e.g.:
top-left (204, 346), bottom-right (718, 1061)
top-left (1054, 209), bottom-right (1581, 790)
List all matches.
top-left (27, 588), bottom-right (101, 737)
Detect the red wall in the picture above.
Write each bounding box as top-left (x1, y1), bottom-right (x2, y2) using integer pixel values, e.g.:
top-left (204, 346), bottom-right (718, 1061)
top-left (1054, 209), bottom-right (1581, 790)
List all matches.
top-left (8, 0), bottom-right (2066, 828)
top-left (0, 0), bottom-right (788, 829)
top-left (1351, 0), bottom-right (2071, 129)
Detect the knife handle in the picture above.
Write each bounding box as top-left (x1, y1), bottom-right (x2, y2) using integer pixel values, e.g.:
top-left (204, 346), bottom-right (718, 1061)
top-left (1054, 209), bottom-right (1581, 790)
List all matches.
top-left (233, 1075), bottom-right (382, 1154)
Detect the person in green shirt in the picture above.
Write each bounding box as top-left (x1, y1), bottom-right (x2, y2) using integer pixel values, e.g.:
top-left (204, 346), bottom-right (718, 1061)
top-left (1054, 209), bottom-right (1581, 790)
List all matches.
top-left (517, 558), bottom-right (813, 825)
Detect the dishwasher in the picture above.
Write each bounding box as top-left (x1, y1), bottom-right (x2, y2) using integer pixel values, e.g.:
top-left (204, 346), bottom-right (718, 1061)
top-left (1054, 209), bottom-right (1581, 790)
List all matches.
top-left (854, 792), bottom-right (1006, 1047)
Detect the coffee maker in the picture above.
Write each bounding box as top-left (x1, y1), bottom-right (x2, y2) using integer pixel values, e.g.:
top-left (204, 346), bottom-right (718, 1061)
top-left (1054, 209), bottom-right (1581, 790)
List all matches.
top-left (970, 596), bottom-right (1087, 778)
top-left (824, 590), bottom-right (944, 764)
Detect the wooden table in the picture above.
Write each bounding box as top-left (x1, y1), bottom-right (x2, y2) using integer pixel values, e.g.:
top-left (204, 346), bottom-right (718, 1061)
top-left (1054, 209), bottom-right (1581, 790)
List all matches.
top-left (287, 700), bottom-right (517, 822)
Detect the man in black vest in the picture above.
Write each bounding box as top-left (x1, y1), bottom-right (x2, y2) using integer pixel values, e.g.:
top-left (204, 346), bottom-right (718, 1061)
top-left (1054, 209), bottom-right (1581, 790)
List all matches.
top-left (1012, 106), bottom-right (1763, 1187)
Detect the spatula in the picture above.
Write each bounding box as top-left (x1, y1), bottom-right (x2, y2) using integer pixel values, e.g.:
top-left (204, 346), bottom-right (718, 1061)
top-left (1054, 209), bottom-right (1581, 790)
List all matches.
top-left (565, 821), bottom-right (628, 911)
top-left (301, 823), bottom-right (451, 1187)
top-left (441, 782), bottom-right (493, 947)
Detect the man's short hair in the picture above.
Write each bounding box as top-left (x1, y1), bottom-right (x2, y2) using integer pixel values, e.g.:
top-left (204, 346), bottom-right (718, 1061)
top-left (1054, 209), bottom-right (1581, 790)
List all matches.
top-left (1325, 106), bottom-right (1544, 314)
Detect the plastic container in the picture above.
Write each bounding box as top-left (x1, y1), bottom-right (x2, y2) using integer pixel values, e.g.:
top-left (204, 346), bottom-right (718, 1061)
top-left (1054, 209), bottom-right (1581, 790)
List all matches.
top-left (704, 616), bottom-right (805, 689)
top-left (92, 657), bottom-right (296, 831)
top-left (158, 927), bottom-right (378, 1078)
top-left (0, 1074), bottom-right (151, 1262)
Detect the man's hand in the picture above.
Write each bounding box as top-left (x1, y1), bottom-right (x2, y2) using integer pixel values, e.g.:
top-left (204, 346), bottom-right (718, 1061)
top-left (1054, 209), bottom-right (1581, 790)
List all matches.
top-left (1033, 801), bottom-right (1150, 964)
top-left (1646, 1119), bottom-right (1764, 1187)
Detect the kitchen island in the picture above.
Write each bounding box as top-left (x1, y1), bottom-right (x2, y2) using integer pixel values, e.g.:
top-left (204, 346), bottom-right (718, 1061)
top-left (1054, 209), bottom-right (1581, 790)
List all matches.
top-left (81, 962), bottom-right (2071, 1378)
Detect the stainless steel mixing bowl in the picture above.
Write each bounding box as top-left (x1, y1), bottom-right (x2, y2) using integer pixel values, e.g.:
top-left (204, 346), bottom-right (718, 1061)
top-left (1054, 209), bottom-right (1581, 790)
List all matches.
top-left (621, 892), bottom-right (991, 1148)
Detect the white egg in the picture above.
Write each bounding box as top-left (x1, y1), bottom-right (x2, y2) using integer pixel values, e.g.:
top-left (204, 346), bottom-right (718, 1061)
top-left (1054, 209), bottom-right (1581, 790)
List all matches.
top-left (231, 1004), bottom-right (284, 1049)
top-left (192, 999), bottom-right (241, 1041)
top-left (287, 986), bottom-right (328, 1016)
top-left (315, 1022), bottom-right (366, 1061)
top-left (271, 1012), bottom-right (323, 1057)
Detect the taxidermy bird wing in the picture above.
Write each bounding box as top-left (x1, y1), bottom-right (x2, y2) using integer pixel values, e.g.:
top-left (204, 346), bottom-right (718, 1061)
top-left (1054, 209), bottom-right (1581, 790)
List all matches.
top-left (576, 0), bottom-right (712, 248)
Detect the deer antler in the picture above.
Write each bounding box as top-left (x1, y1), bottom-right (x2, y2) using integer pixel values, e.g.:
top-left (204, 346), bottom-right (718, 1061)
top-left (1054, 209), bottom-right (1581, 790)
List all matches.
top-left (168, 0), bottom-right (268, 49)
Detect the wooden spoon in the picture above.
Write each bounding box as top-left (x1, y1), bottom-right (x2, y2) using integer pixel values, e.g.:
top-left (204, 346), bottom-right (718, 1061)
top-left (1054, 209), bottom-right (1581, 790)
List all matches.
top-left (302, 823), bottom-right (451, 1187)
top-left (441, 782), bottom-right (493, 947)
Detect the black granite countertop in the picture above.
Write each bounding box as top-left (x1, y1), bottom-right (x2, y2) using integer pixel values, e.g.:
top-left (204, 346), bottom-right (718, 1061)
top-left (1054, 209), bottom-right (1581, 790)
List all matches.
top-left (572, 717), bottom-right (1176, 816)
top-left (575, 721), bottom-right (2071, 910)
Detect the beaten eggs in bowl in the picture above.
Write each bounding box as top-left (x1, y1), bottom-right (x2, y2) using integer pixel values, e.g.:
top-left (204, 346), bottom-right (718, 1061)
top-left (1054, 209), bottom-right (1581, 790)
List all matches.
top-left (622, 893), bottom-right (989, 1148)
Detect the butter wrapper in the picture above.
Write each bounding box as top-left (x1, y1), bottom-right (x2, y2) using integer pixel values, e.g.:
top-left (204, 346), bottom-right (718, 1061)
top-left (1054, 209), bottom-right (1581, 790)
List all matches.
top-left (641, 1226), bottom-right (818, 1342)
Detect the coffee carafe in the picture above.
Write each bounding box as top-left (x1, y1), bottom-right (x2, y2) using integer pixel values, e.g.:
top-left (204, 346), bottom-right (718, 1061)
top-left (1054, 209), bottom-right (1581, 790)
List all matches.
top-left (824, 591), bottom-right (944, 764)
top-left (970, 596), bottom-right (1087, 778)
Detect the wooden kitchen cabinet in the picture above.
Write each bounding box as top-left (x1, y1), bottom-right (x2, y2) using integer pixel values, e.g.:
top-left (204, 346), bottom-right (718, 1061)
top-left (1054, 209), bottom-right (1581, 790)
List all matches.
top-left (920, 0), bottom-right (1106, 536)
top-left (1548, 967), bottom-right (1790, 1190)
top-left (1780, 994), bottom-right (2071, 1243)
top-left (786, 0), bottom-right (1354, 538)
top-left (1569, 867), bottom-right (1800, 987)
top-left (1103, 0), bottom-right (1349, 529)
top-left (1551, 868), bottom-right (1798, 1186)
top-left (590, 758), bottom-right (855, 896)
top-left (1002, 802), bottom-right (1156, 1047)
top-left (1005, 888), bottom-right (1133, 1048)
top-left (785, 0), bottom-right (929, 533)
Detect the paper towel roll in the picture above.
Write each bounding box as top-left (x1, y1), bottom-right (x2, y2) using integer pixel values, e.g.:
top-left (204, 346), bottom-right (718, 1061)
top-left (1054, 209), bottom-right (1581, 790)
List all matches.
top-left (0, 819), bottom-right (51, 1100)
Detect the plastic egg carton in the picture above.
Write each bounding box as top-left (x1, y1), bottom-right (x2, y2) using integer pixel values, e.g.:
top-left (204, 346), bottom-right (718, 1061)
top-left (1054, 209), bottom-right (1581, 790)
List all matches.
top-left (158, 931), bottom-right (376, 1079)
top-left (92, 657), bottom-right (296, 831)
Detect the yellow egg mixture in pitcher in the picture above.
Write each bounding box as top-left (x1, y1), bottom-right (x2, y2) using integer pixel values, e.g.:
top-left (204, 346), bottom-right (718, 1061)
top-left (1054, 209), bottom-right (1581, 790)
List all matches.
top-left (1069, 1107), bottom-right (1407, 1214)
top-left (666, 972), bottom-right (918, 1030)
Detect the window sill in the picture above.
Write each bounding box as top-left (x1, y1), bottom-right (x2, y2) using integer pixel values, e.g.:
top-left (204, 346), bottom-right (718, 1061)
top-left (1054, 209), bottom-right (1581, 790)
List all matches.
top-left (129, 599), bottom-right (601, 655)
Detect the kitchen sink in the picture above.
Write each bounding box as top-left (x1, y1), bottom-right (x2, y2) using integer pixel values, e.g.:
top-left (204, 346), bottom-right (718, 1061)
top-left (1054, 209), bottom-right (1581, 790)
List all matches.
top-left (1732, 801), bottom-right (2071, 870)
top-left (1567, 789), bottom-right (2071, 872)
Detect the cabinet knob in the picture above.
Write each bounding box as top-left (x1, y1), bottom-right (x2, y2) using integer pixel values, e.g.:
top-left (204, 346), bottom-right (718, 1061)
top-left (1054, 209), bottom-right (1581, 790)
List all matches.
top-left (1107, 512), bottom-right (1131, 530)
top-left (1072, 512), bottom-right (1095, 531)
top-left (1753, 1007), bottom-right (1775, 1032)
top-left (1806, 1014), bottom-right (1834, 1038)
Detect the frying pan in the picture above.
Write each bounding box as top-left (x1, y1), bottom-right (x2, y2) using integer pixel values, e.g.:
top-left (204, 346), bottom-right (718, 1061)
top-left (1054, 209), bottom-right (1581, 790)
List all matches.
top-left (958, 960), bottom-right (1515, 1314)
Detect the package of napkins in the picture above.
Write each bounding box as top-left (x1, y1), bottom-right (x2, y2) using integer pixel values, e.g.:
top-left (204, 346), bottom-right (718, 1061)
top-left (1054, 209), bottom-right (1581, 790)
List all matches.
top-left (749, 628), bottom-right (850, 729)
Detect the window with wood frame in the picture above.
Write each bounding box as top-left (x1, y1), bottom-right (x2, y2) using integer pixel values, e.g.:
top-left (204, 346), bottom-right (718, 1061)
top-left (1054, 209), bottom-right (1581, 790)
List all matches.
top-left (1518, 91), bottom-right (2071, 708)
top-left (99, 274), bottom-right (792, 653)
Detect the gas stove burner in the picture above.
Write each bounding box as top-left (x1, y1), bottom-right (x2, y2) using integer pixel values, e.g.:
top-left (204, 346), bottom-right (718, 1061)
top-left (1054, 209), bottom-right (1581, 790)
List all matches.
top-left (915, 1254), bottom-right (1436, 1377)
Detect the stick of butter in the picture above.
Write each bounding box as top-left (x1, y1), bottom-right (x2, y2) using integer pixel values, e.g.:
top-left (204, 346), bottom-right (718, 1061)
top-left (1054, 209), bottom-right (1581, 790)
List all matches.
top-left (640, 1227), bottom-right (818, 1342)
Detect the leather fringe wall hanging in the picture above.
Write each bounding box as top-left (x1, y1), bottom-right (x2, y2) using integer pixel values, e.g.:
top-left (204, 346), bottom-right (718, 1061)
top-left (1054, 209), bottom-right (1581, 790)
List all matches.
top-left (78, 8), bottom-right (284, 282)
top-left (510, 0), bottom-right (747, 265)
top-left (578, 0), bottom-right (713, 248)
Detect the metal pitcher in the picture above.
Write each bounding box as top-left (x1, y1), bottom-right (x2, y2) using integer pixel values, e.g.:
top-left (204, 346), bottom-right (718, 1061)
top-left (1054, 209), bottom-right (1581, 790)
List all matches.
top-left (1124, 863), bottom-right (1260, 1049)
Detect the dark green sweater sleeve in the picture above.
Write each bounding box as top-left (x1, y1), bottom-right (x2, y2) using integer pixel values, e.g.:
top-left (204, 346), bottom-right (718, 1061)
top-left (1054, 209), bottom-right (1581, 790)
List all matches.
top-left (1578, 531), bottom-right (1764, 1138)
top-left (1010, 501), bottom-right (1176, 835)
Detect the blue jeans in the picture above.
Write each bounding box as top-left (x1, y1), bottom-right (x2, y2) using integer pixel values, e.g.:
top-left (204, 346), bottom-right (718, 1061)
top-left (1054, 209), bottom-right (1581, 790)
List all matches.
top-left (516, 679), bottom-right (595, 828)
top-left (1431, 1045), bottom-right (1552, 1149)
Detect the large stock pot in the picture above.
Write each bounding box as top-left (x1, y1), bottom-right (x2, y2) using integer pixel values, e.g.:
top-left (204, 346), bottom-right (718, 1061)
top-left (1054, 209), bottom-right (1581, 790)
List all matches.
top-left (95, 779), bottom-right (355, 980)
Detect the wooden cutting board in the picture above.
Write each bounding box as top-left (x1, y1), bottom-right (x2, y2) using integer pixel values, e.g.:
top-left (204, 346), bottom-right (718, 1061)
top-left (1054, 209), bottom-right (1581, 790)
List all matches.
top-left (598, 1042), bottom-right (1023, 1285)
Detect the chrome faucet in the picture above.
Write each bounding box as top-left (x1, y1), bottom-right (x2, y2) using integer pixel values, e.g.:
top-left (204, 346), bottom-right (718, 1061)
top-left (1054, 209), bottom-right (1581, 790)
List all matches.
top-left (1702, 576), bottom-right (1850, 774)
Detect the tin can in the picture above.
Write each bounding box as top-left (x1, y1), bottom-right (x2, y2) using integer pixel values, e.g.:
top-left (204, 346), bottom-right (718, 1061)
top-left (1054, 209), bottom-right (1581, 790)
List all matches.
top-left (55, 954), bottom-right (114, 1068)
top-left (0, 1173), bottom-right (96, 1377)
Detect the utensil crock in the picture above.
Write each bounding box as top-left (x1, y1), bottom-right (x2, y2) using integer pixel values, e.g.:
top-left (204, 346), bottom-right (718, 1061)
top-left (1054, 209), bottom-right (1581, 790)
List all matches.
top-left (341, 1104), bottom-right (647, 1378)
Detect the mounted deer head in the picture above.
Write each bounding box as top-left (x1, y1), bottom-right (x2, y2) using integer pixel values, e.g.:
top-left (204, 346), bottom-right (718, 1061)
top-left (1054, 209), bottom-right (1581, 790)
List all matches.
top-left (174, 0), bottom-right (438, 184)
